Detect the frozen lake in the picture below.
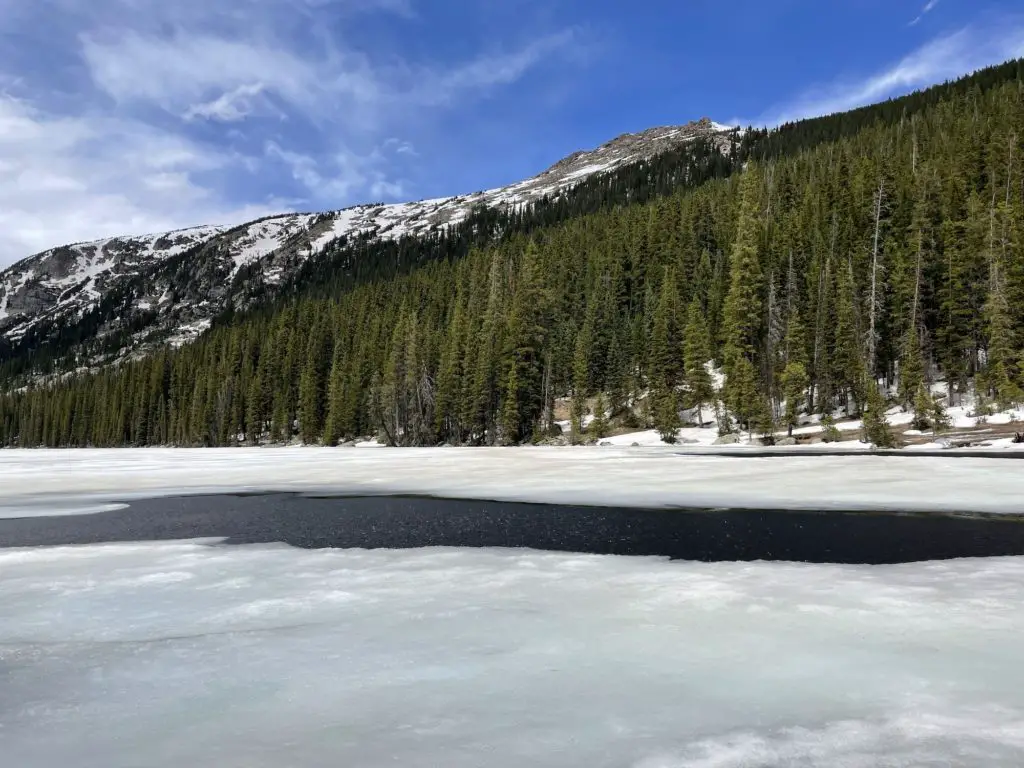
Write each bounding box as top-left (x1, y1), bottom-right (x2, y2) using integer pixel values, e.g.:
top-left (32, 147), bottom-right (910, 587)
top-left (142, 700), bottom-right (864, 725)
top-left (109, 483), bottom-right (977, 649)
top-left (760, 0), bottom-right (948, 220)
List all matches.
top-left (2, 448), bottom-right (1024, 766)
top-left (3, 539), bottom-right (1024, 767)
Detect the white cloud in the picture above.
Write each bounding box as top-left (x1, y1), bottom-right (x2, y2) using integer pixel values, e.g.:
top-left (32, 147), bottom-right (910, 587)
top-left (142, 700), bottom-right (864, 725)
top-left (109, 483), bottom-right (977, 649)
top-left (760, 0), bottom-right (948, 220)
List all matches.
top-left (265, 140), bottom-right (408, 203)
top-left (383, 138), bottom-right (417, 156)
top-left (410, 30), bottom-right (580, 106)
top-left (745, 22), bottom-right (1024, 127)
top-left (79, 26), bottom-right (577, 121)
top-left (81, 33), bottom-right (337, 113)
top-left (909, 0), bottom-right (940, 27)
top-left (0, 0), bottom-right (583, 265)
top-left (184, 83), bottom-right (268, 122)
top-left (0, 95), bottom-right (286, 262)
top-left (370, 179), bottom-right (405, 198)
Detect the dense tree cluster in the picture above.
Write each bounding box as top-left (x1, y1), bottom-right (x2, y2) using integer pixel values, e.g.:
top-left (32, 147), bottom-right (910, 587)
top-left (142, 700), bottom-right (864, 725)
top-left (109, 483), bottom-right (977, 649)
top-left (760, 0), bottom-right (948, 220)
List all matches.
top-left (1, 60), bottom-right (1023, 447)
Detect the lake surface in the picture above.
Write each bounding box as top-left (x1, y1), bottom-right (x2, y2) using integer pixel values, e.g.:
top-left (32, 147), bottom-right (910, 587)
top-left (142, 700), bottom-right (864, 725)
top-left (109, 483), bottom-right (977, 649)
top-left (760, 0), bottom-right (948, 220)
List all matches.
top-left (3, 493), bottom-right (1024, 563)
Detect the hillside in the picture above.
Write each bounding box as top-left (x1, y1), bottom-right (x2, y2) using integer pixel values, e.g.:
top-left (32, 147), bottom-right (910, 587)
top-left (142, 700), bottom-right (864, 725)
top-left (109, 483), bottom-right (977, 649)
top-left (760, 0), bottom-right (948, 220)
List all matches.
top-left (1, 60), bottom-right (1023, 448)
top-left (0, 118), bottom-right (738, 372)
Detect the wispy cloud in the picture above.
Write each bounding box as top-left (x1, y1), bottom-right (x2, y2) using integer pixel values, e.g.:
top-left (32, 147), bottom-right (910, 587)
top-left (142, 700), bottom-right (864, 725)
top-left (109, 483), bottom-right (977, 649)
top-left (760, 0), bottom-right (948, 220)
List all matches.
top-left (184, 84), bottom-right (269, 123)
top-left (0, 0), bottom-right (584, 264)
top-left (741, 21), bottom-right (1024, 127)
top-left (412, 30), bottom-right (580, 106)
top-left (909, 0), bottom-right (940, 27)
top-left (0, 95), bottom-right (289, 260)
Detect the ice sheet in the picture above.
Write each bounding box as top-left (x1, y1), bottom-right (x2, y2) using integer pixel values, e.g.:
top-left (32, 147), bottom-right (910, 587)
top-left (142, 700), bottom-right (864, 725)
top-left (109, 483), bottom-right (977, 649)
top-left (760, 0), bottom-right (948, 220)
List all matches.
top-left (1, 446), bottom-right (1023, 514)
top-left (0, 501), bottom-right (127, 519)
top-left (2, 541), bottom-right (1023, 767)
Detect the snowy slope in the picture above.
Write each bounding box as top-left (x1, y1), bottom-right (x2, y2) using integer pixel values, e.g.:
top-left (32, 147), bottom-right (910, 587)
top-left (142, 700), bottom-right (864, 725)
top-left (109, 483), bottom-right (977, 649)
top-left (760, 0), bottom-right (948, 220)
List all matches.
top-left (0, 224), bottom-right (226, 327)
top-left (0, 118), bottom-right (738, 363)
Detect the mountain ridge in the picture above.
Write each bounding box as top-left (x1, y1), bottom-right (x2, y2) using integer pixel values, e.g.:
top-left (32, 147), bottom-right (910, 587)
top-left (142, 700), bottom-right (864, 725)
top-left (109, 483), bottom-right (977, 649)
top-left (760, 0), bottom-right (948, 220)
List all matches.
top-left (0, 117), bottom-right (737, 357)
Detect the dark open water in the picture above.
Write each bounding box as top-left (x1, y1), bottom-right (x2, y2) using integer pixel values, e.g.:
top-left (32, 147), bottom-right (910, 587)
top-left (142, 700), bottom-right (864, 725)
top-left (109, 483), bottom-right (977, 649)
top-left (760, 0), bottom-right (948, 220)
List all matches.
top-left (2, 494), bottom-right (1024, 564)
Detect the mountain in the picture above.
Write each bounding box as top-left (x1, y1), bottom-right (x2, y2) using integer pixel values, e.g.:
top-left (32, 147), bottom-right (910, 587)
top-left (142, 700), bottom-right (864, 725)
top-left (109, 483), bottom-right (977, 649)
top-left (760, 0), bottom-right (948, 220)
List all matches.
top-left (0, 117), bottom-right (738, 364)
top-left (3, 57), bottom-right (1024, 449)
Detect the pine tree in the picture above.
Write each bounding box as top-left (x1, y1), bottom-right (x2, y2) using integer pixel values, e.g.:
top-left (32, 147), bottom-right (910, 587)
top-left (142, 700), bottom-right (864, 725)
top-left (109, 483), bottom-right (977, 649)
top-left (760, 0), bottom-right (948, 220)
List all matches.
top-left (862, 381), bottom-right (896, 448)
top-left (898, 326), bottom-right (925, 408)
top-left (590, 392), bottom-right (610, 439)
top-left (323, 339), bottom-right (348, 446)
top-left (683, 297), bottom-right (714, 426)
top-left (982, 261), bottom-right (1023, 406)
top-left (819, 413), bottom-right (841, 443)
top-left (726, 355), bottom-right (761, 433)
top-left (500, 240), bottom-right (549, 442)
top-left (649, 268), bottom-right (681, 381)
top-left (752, 392), bottom-right (776, 444)
top-left (298, 319), bottom-right (330, 444)
top-left (570, 320), bottom-right (591, 444)
top-left (499, 366), bottom-right (520, 445)
top-left (721, 166), bottom-right (764, 363)
top-left (721, 166), bottom-right (765, 427)
top-left (649, 268), bottom-right (682, 438)
top-left (653, 388), bottom-right (681, 444)
top-left (781, 360), bottom-right (809, 436)
top-left (832, 257), bottom-right (867, 413)
top-left (911, 383), bottom-right (934, 431)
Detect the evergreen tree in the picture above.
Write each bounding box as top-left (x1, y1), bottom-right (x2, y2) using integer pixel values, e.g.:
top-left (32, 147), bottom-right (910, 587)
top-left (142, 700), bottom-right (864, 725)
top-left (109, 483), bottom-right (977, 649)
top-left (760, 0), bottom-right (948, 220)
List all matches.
top-left (982, 261), bottom-right (1023, 406)
top-left (832, 258), bottom-right (867, 413)
top-left (570, 319), bottom-right (591, 444)
top-left (862, 381), bottom-right (897, 448)
top-left (898, 325), bottom-right (926, 410)
top-left (721, 166), bottom-right (764, 363)
top-left (653, 388), bottom-right (681, 444)
top-left (590, 392), bottom-right (610, 440)
top-left (683, 297), bottom-right (714, 426)
top-left (649, 268), bottom-right (682, 438)
top-left (721, 166), bottom-right (765, 425)
top-left (500, 241), bottom-right (549, 442)
top-left (298, 319), bottom-right (330, 443)
top-left (726, 355), bottom-right (761, 433)
top-left (781, 360), bottom-right (809, 436)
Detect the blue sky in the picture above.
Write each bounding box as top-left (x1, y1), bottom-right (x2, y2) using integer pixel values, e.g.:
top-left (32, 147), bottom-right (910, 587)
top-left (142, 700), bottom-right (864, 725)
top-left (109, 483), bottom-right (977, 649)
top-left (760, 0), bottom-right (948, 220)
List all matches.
top-left (0, 0), bottom-right (1022, 265)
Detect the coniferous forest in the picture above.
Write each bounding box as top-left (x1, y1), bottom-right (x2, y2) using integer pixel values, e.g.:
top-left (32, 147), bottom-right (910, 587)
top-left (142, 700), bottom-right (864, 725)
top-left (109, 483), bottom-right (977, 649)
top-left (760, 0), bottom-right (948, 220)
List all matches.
top-left (2, 59), bottom-right (1024, 447)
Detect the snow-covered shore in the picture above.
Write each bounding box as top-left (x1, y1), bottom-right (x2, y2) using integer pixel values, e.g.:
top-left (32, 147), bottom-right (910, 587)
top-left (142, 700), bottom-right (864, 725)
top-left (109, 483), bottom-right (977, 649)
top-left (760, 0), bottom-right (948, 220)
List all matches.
top-left (1, 445), bottom-right (1022, 518)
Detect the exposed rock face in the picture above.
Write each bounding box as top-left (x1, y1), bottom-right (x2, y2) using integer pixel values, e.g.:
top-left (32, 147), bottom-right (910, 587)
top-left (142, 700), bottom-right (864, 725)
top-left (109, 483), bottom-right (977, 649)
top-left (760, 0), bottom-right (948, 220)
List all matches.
top-left (0, 119), bottom-right (740, 368)
top-left (6, 280), bottom-right (61, 316)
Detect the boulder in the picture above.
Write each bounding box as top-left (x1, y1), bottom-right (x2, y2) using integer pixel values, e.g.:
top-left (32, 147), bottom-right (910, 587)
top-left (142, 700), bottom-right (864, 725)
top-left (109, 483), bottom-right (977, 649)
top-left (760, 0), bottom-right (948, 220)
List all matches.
top-left (714, 434), bottom-right (741, 445)
top-left (776, 437), bottom-right (798, 446)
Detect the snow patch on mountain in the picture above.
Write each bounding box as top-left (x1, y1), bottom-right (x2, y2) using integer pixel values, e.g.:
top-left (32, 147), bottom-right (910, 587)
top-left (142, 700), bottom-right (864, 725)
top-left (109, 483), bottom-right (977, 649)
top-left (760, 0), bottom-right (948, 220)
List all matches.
top-left (0, 118), bottom-right (739, 364)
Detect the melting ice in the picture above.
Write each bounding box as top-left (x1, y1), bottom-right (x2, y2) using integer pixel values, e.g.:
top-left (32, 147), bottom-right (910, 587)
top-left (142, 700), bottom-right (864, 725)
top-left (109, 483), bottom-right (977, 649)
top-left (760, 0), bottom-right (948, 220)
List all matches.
top-left (2, 541), bottom-right (1024, 767)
